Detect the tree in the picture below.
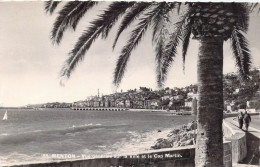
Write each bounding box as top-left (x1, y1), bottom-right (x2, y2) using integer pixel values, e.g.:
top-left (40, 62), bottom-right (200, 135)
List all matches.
top-left (139, 86), bottom-right (150, 92)
top-left (46, 1), bottom-right (252, 166)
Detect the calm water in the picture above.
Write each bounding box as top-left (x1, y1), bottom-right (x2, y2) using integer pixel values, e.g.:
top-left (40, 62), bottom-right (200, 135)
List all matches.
top-left (0, 109), bottom-right (194, 166)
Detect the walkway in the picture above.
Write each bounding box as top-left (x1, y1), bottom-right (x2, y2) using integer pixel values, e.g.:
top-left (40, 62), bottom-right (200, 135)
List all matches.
top-left (226, 115), bottom-right (260, 166)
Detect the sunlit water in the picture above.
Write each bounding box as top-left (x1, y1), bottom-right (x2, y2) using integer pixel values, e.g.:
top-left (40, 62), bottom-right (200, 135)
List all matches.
top-left (0, 108), bottom-right (194, 166)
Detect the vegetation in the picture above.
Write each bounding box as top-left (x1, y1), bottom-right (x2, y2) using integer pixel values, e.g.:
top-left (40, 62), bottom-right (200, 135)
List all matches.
top-left (46, 2), bottom-right (254, 166)
top-left (224, 68), bottom-right (260, 109)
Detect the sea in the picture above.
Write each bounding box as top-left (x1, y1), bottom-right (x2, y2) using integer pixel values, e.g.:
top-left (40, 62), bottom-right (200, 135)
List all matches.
top-left (0, 108), bottom-right (194, 166)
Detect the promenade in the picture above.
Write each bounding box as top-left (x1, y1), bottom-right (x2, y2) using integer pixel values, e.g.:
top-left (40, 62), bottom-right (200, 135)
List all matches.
top-left (226, 115), bottom-right (260, 166)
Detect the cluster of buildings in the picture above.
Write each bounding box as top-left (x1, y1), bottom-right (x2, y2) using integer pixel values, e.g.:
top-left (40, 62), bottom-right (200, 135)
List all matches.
top-left (72, 85), bottom-right (198, 112)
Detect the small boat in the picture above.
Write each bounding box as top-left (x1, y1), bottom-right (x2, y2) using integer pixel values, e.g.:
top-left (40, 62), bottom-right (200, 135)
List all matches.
top-left (2, 110), bottom-right (7, 120)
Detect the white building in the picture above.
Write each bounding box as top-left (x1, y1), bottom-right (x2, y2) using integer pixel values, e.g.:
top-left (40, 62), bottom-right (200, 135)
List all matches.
top-left (173, 95), bottom-right (184, 100)
top-left (187, 92), bottom-right (198, 99)
top-left (185, 99), bottom-right (193, 108)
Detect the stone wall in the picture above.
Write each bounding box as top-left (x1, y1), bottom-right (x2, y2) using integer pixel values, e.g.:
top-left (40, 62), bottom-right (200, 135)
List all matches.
top-left (223, 119), bottom-right (247, 163)
top-left (223, 141), bottom-right (232, 167)
top-left (11, 146), bottom-right (195, 167)
top-left (11, 143), bottom-right (233, 167)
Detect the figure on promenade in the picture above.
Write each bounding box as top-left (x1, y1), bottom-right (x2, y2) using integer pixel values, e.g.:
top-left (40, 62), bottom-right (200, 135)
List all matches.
top-left (243, 111), bottom-right (251, 131)
top-left (237, 111), bottom-right (244, 129)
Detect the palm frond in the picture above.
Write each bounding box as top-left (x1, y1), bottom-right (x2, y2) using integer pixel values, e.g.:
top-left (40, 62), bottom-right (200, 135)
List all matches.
top-left (231, 28), bottom-right (251, 81)
top-left (112, 2), bottom-right (152, 50)
top-left (45, 1), bottom-right (61, 15)
top-left (152, 2), bottom-right (177, 42)
top-left (177, 2), bottom-right (181, 15)
top-left (153, 13), bottom-right (165, 88)
top-left (181, 21), bottom-right (192, 72)
top-left (161, 10), bottom-right (191, 84)
top-left (51, 1), bottom-right (97, 45)
top-left (250, 3), bottom-right (260, 13)
top-left (113, 4), bottom-right (161, 87)
top-left (60, 27), bottom-right (103, 79)
top-left (152, 2), bottom-right (174, 88)
top-left (101, 2), bottom-right (136, 39)
top-left (60, 2), bottom-right (135, 80)
top-left (233, 3), bottom-right (250, 32)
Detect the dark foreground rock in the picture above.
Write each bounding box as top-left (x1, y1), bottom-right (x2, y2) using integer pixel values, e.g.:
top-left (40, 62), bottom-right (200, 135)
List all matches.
top-left (151, 121), bottom-right (197, 149)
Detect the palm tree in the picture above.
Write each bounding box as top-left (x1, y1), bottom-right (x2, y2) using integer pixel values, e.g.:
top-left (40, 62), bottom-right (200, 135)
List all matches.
top-left (46, 1), bottom-right (252, 166)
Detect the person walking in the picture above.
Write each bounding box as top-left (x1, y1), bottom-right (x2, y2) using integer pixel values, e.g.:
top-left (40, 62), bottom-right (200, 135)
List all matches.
top-left (243, 111), bottom-right (251, 131)
top-left (237, 111), bottom-right (244, 129)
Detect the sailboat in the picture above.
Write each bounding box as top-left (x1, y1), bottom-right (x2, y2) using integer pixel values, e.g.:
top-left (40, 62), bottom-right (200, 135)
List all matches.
top-left (2, 110), bottom-right (7, 121)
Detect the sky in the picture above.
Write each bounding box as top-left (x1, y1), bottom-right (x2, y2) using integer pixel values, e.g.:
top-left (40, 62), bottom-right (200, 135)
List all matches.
top-left (0, 2), bottom-right (259, 107)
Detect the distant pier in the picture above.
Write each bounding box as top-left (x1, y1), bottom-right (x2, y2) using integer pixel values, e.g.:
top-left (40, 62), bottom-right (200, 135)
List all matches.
top-left (71, 107), bottom-right (128, 111)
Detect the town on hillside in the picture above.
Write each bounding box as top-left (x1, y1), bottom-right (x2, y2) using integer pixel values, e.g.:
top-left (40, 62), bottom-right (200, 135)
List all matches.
top-left (27, 68), bottom-right (260, 113)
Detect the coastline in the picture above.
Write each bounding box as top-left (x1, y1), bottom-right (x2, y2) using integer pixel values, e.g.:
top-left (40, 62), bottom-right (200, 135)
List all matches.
top-left (2, 107), bottom-right (193, 115)
top-left (71, 107), bottom-right (193, 115)
top-left (70, 107), bottom-right (168, 112)
top-left (150, 121), bottom-right (197, 150)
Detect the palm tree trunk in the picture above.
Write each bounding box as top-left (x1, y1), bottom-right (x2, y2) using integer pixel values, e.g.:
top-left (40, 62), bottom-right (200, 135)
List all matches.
top-left (195, 37), bottom-right (224, 167)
